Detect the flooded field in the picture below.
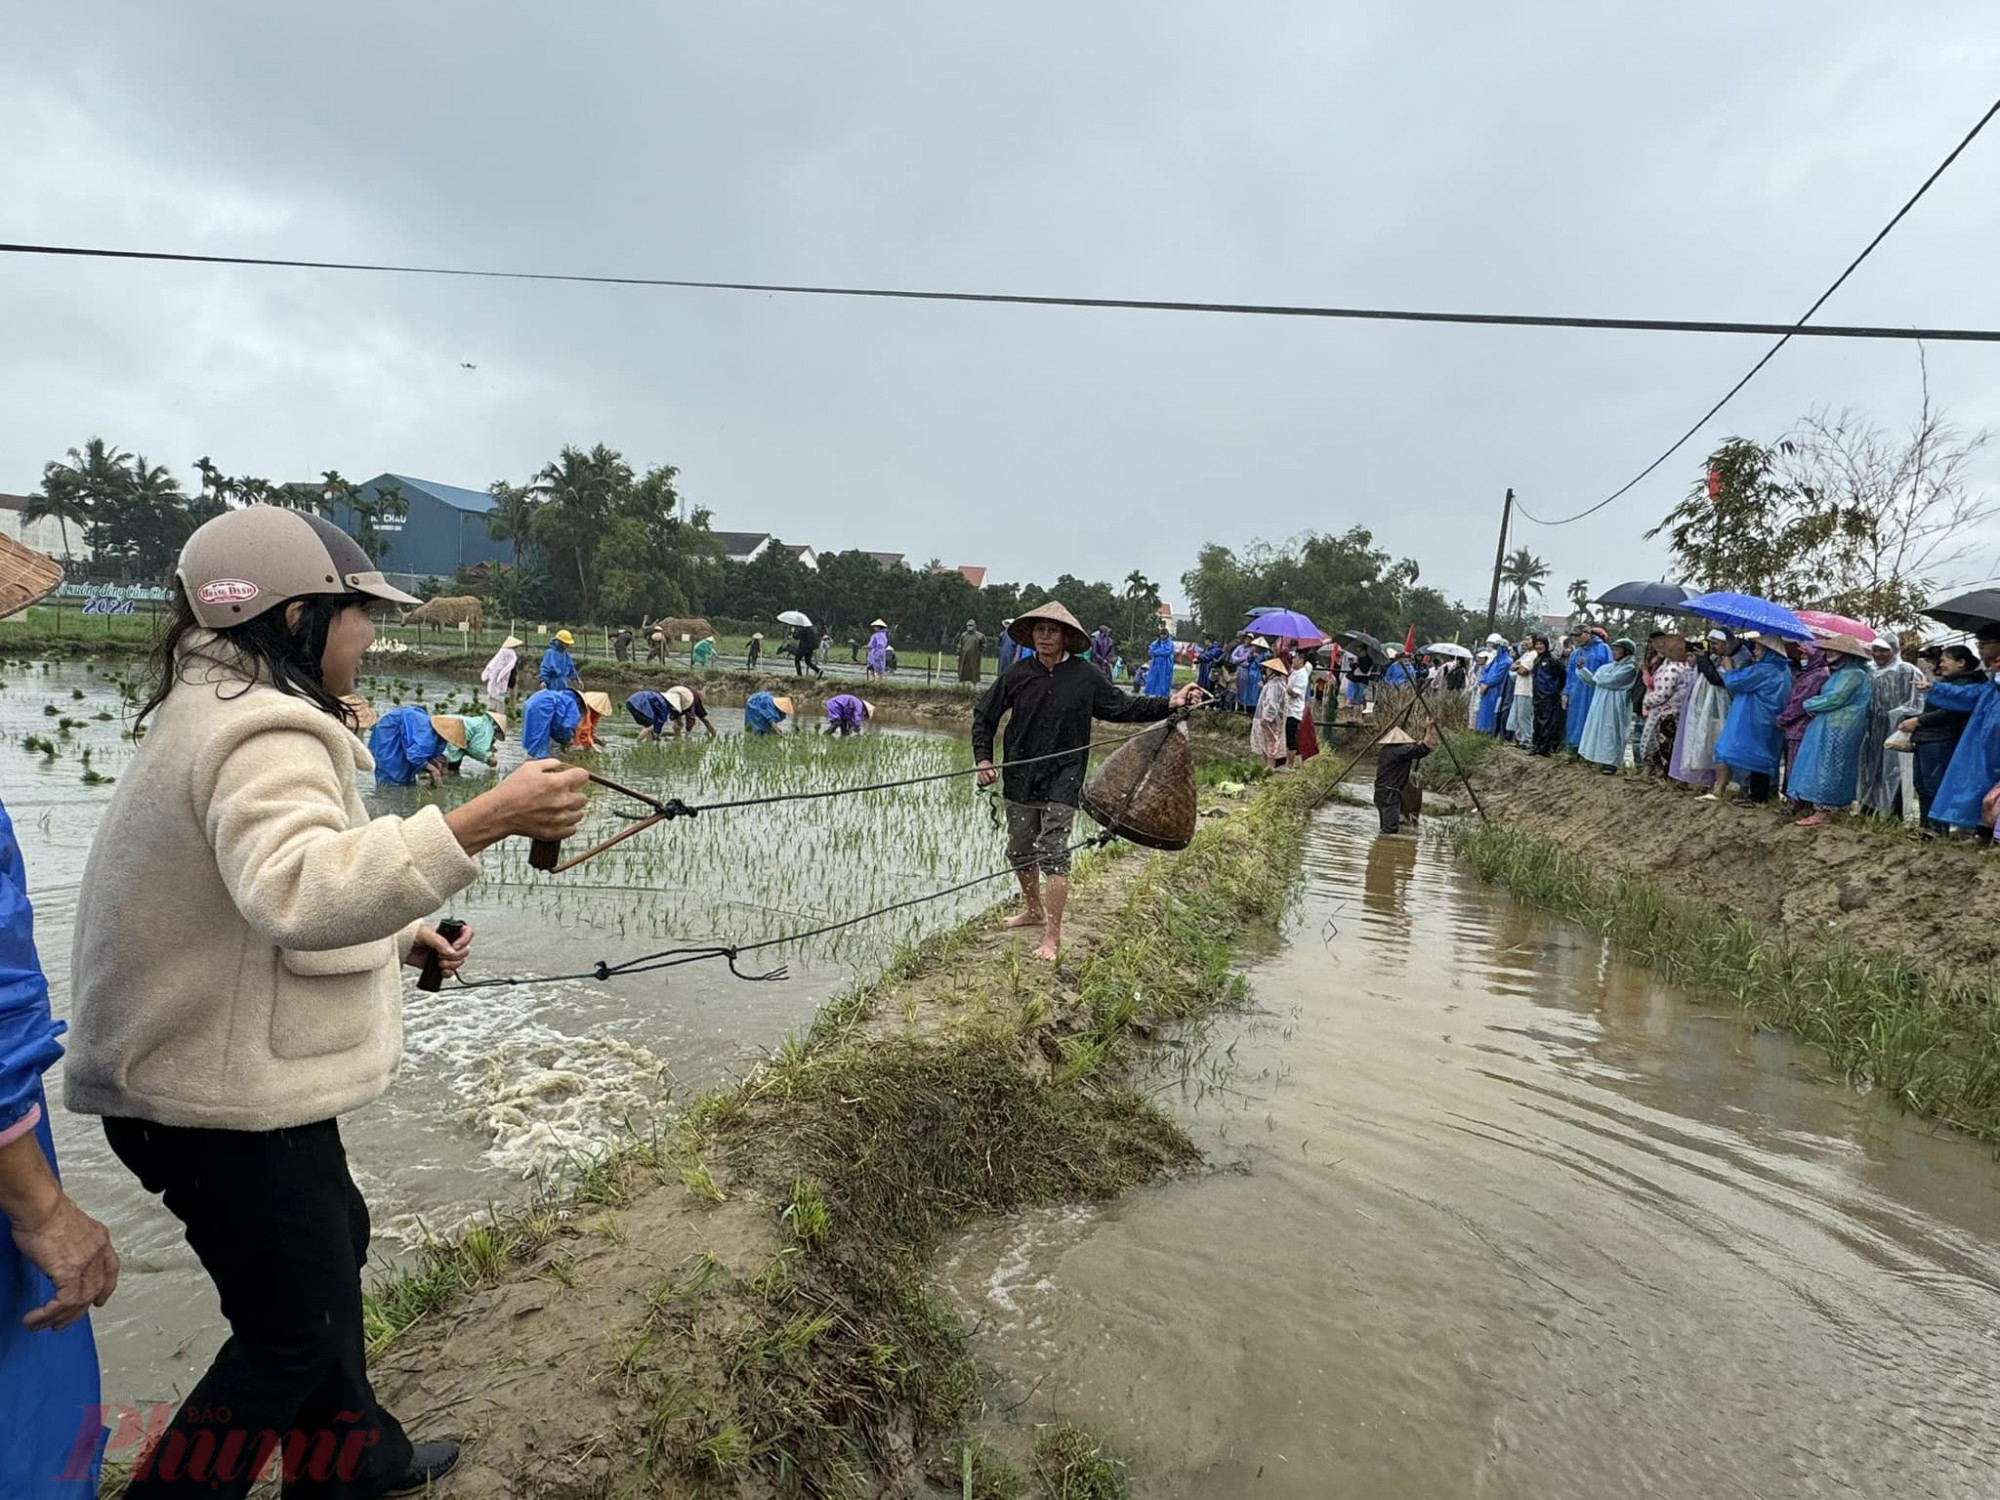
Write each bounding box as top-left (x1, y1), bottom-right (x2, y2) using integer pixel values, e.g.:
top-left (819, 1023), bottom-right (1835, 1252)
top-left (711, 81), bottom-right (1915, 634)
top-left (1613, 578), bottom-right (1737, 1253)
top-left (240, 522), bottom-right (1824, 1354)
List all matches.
top-left (940, 805), bottom-right (2000, 1500)
top-left (2, 658), bottom-right (1000, 1408)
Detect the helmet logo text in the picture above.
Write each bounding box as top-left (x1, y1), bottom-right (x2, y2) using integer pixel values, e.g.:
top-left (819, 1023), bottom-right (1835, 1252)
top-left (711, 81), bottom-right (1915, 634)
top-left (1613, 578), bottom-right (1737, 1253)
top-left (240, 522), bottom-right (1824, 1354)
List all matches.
top-left (197, 579), bottom-right (260, 606)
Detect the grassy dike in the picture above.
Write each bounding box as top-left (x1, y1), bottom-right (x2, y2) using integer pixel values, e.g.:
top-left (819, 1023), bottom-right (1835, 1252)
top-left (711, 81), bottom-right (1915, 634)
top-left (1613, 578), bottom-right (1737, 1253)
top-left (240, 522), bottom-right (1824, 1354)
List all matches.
top-left (1456, 822), bottom-right (2000, 1143)
top-left (325, 754), bottom-right (1339, 1498)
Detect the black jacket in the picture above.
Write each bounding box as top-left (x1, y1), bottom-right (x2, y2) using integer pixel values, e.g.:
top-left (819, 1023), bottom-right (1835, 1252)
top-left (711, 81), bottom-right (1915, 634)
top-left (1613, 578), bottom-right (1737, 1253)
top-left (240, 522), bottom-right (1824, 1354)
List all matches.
top-left (972, 654), bottom-right (1173, 806)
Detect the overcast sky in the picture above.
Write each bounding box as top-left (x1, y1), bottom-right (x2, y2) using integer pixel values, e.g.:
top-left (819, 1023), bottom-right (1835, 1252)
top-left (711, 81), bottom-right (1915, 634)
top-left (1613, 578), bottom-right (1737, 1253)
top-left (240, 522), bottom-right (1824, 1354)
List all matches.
top-left (4, 3), bottom-right (1998, 612)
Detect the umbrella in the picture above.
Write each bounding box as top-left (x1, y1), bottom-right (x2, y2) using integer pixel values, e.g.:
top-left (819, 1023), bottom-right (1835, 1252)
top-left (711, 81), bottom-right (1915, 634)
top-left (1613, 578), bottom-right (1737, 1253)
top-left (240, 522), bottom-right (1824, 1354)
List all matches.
top-left (776, 610), bottom-right (813, 628)
top-left (1593, 580), bottom-right (1696, 611)
top-left (1245, 609), bottom-right (1324, 644)
top-left (1339, 630), bottom-right (1389, 662)
top-left (1682, 591), bottom-right (1813, 641)
top-left (1794, 609), bottom-right (1877, 642)
top-left (1242, 605), bottom-right (1282, 618)
top-left (1924, 589), bottom-right (2000, 633)
top-left (1419, 642), bottom-right (1474, 660)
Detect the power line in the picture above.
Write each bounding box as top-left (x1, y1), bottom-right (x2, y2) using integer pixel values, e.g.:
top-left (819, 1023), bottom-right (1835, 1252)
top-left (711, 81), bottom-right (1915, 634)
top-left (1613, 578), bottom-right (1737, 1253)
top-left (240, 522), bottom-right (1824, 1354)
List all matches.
top-left (3, 239), bottom-right (2000, 344)
top-left (1516, 94), bottom-right (2000, 529)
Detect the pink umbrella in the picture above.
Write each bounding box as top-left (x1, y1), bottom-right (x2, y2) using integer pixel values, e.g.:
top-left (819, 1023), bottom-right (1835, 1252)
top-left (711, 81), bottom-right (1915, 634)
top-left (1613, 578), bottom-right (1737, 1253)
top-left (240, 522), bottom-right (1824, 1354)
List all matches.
top-left (1795, 609), bottom-right (1877, 642)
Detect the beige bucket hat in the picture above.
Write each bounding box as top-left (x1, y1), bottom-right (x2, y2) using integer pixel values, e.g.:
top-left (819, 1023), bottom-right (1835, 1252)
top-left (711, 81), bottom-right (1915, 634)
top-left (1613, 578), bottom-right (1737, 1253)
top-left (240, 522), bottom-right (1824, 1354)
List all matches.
top-left (429, 715), bottom-right (469, 750)
top-left (1007, 601), bottom-right (1090, 654)
top-left (176, 505), bottom-right (420, 629)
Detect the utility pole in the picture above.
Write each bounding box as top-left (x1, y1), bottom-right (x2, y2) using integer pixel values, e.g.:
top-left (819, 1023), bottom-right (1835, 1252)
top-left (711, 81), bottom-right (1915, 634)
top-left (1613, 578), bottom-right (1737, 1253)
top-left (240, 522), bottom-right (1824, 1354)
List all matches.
top-left (1483, 488), bottom-right (1514, 637)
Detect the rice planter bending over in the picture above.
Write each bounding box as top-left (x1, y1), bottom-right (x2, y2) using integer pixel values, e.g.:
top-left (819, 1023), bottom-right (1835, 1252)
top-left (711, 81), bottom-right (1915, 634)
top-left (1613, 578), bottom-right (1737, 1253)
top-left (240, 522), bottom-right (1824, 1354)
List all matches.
top-left (824, 694), bottom-right (873, 736)
top-left (744, 692), bottom-right (791, 735)
top-left (972, 601), bottom-right (1199, 963)
top-left (522, 686), bottom-right (583, 758)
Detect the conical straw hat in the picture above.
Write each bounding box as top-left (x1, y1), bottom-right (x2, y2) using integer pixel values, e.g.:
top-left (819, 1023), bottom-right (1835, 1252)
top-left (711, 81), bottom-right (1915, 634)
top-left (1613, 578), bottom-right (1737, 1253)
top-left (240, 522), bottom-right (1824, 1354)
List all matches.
top-left (501, 635), bottom-right (524, 649)
top-left (1081, 720), bottom-right (1196, 851)
top-left (665, 686), bottom-right (695, 712)
top-left (0, 534), bottom-right (63, 620)
top-left (487, 711), bottom-right (508, 733)
top-left (582, 691), bottom-right (612, 715)
top-left (340, 694), bottom-right (379, 731)
top-left (429, 715), bottom-right (469, 750)
top-left (773, 696), bottom-right (794, 716)
top-left (1008, 601), bottom-right (1090, 655)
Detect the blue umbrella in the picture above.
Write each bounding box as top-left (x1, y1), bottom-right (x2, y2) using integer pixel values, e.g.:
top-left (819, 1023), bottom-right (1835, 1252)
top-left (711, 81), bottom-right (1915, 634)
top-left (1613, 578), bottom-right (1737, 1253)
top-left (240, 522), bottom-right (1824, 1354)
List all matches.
top-left (1682, 590), bottom-right (1813, 640)
top-left (1593, 580), bottom-right (1696, 611)
top-left (1245, 609), bottom-right (1324, 643)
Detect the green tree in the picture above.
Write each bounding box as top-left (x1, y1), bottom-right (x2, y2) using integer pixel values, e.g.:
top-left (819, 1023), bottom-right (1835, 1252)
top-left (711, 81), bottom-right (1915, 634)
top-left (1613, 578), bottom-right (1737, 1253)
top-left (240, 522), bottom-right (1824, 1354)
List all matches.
top-left (532, 443), bottom-right (630, 616)
top-left (1498, 547), bottom-right (1550, 623)
top-left (31, 437), bottom-right (130, 562)
top-left (483, 481), bottom-right (539, 569)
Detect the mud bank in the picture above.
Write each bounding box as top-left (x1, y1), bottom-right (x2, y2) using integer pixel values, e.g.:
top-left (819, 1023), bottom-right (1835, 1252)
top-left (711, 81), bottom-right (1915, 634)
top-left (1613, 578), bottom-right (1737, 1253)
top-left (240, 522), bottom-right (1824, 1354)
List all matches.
top-left (1474, 750), bottom-right (2000, 979)
top-left (348, 759), bottom-right (1334, 1497)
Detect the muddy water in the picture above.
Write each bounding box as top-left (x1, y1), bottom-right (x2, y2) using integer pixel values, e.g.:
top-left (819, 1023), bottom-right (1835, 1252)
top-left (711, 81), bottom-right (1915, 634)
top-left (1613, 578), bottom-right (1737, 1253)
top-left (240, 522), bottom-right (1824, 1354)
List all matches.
top-left (0, 659), bottom-right (999, 1408)
top-left (941, 806), bottom-right (2000, 1499)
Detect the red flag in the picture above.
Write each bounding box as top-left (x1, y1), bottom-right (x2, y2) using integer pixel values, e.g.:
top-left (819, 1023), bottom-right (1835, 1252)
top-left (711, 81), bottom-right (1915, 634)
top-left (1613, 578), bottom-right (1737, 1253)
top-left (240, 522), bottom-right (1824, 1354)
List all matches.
top-left (1706, 466), bottom-right (1723, 499)
top-left (1403, 624), bottom-right (1417, 656)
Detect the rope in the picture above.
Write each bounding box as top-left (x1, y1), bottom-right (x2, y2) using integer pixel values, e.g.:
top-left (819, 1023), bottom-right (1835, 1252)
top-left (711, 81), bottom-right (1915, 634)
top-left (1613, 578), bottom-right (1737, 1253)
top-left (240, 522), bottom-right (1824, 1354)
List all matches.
top-left (448, 833), bottom-right (1114, 990)
top-left (7, 239), bottom-right (1999, 344)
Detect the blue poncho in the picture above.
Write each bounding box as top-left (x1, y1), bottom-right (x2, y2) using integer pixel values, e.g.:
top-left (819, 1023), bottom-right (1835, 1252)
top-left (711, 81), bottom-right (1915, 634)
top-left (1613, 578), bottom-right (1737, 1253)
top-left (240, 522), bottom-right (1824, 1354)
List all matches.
top-left (1143, 637), bottom-right (1176, 697)
top-left (1922, 675), bottom-right (2000, 830)
top-left (539, 642), bottom-right (577, 691)
top-left (744, 692), bottom-right (787, 734)
top-left (1475, 650), bottom-right (1513, 733)
top-left (1713, 653), bottom-right (1792, 777)
top-left (1564, 638), bottom-right (1610, 748)
top-left (1577, 656), bottom-right (1640, 766)
top-left (627, 691), bottom-right (672, 732)
top-left (522, 688), bottom-right (582, 758)
top-left (1786, 660), bottom-right (1873, 807)
top-left (0, 799), bottom-right (104, 1495)
top-left (368, 705), bottom-right (446, 786)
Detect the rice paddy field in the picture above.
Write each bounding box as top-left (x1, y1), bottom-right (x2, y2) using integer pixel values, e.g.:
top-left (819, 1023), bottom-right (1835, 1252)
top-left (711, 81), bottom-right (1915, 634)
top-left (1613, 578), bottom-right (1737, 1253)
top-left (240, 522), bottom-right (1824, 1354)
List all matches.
top-left (0, 656), bottom-right (1034, 1408)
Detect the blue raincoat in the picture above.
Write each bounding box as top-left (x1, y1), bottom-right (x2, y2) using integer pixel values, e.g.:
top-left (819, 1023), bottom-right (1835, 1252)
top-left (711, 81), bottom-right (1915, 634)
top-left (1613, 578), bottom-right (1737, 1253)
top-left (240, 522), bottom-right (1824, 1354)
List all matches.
top-left (522, 687), bottom-right (582, 758)
top-left (1384, 660), bottom-right (1412, 688)
top-left (1919, 675), bottom-right (2000, 830)
top-left (1143, 637), bottom-right (1176, 697)
top-left (1713, 652), bottom-right (1792, 777)
top-left (539, 641), bottom-right (578, 691)
top-left (1786, 660), bottom-right (1873, 807)
top-left (1564, 638), bottom-right (1610, 748)
top-left (368, 705), bottom-right (446, 785)
top-left (1237, 651), bottom-right (1264, 712)
top-left (1577, 656), bottom-right (1640, 766)
top-left (744, 692), bottom-right (787, 734)
top-left (0, 800), bottom-right (104, 1497)
top-left (1195, 642), bottom-right (1223, 692)
top-left (627, 691), bottom-right (672, 733)
top-left (1474, 649), bottom-right (1513, 733)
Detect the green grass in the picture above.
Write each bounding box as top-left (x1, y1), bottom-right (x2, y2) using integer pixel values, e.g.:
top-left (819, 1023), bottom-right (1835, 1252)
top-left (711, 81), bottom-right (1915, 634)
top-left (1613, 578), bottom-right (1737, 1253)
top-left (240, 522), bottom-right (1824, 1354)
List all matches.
top-left (1033, 1423), bottom-right (1131, 1500)
top-left (1458, 823), bottom-right (2000, 1140)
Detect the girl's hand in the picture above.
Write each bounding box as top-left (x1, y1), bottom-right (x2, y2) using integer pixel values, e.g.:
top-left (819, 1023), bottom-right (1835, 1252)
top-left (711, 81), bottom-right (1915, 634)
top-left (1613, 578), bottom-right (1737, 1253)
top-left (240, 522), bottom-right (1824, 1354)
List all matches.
top-left (406, 922), bottom-right (475, 976)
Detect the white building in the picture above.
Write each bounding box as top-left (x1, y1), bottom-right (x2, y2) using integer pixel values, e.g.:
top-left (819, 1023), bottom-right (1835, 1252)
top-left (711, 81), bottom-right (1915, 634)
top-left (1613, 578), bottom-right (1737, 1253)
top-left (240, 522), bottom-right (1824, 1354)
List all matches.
top-left (0, 494), bottom-right (92, 562)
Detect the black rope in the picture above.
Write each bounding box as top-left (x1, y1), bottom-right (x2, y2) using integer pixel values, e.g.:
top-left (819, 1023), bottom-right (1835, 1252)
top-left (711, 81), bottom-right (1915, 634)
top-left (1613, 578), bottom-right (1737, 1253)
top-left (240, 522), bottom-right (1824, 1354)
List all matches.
top-left (447, 832), bottom-right (1114, 990)
top-left (1515, 93), bottom-right (2000, 529)
top-left (7, 239), bottom-right (1999, 344)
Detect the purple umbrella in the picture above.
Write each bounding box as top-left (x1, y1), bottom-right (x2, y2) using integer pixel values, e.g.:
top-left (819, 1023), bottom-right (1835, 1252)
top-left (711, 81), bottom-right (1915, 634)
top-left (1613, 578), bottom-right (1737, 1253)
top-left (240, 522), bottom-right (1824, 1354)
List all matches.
top-left (1245, 609), bottom-right (1324, 644)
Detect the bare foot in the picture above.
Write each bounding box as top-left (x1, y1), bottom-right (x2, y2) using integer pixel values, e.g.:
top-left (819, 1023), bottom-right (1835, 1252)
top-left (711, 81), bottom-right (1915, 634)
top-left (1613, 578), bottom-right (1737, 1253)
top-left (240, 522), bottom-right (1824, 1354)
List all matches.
top-left (1003, 910), bottom-right (1044, 930)
top-left (1031, 938), bottom-right (1060, 962)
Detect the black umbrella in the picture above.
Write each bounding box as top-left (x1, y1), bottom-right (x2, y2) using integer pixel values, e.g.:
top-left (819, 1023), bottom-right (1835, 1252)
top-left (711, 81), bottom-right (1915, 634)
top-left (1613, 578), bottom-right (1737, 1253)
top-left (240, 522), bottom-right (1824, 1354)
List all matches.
top-left (1923, 588), bottom-right (2000, 632)
top-left (1593, 580), bottom-right (1696, 611)
top-left (1338, 630), bottom-right (1389, 662)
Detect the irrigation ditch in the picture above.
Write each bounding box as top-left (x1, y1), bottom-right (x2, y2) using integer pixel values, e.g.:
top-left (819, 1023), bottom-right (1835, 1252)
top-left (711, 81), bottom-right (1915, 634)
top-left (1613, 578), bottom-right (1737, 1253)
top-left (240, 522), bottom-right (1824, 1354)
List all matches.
top-left (319, 743), bottom-right (1342, 1499)
top-left (1460, 750), bottom-right (2000, 1144)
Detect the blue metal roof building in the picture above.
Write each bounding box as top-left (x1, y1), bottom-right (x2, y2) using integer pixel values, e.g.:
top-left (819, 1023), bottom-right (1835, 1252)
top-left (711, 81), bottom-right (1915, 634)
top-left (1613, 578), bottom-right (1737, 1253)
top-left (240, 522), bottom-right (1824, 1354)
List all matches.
top-left (330, 473), bottom-right (510, 582)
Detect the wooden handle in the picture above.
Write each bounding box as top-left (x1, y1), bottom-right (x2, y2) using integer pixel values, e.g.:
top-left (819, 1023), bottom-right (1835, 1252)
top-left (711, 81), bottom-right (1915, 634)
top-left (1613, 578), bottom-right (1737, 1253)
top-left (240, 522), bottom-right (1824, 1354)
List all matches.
top-left (529, 839), bottom-right (562, 871)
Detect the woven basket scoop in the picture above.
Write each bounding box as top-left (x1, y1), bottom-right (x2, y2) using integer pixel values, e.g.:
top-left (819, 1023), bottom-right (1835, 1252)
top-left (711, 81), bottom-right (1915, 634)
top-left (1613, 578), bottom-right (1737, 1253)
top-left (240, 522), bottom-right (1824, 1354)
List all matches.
top-left (0, 534), bottom-right (62, 620)
top-left (1081, 720), bottom-right (1196, 850)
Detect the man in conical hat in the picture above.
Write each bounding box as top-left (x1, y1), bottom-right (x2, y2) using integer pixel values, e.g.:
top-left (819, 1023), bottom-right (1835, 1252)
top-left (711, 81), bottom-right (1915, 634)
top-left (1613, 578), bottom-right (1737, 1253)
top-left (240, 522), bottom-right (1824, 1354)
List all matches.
top-left (1373, 721), bottom-right (1435, 834)
top-left (972, 601), bottom-right (1202, 962)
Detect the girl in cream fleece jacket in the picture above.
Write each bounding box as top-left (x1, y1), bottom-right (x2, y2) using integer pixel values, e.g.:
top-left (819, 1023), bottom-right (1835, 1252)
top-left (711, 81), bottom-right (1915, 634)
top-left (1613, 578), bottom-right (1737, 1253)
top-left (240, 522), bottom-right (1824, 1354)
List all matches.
top-left (66, 505), bottom-right (587, 1499)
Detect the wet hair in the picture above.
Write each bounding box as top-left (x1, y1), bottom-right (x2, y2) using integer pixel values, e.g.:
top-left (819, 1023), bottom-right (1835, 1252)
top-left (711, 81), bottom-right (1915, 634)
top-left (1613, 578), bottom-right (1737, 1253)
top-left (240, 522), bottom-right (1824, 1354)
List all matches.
top-left (136, 580), bottom-right (368, 732)
top-left (1941, 643), bottom-right (1980, 673)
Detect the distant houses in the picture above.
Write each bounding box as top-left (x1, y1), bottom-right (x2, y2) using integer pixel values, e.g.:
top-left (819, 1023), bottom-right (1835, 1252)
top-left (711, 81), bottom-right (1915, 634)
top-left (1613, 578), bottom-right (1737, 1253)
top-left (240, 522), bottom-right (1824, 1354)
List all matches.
top-left (325, 474), bottom-right (512, 584)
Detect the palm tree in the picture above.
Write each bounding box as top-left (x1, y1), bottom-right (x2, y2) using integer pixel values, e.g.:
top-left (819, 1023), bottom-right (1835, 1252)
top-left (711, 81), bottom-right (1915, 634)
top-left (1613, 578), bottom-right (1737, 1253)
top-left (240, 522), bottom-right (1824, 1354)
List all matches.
top-left (28, 437), bottom-right (130, 562)
top-left (484, 481), bottom-right (539, 568)
top-left (1498, 547), bottom-right (1551, 624)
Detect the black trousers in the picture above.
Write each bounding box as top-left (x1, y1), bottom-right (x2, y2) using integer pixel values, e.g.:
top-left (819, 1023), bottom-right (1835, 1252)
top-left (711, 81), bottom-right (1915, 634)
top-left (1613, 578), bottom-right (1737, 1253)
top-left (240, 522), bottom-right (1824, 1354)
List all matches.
top-left (1375, 786), bottom-right (1404, 833)
top-left (1530, 692), bottom-right (1563, 756)
top-left (104, 1116), bottom-right (410, 1499)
